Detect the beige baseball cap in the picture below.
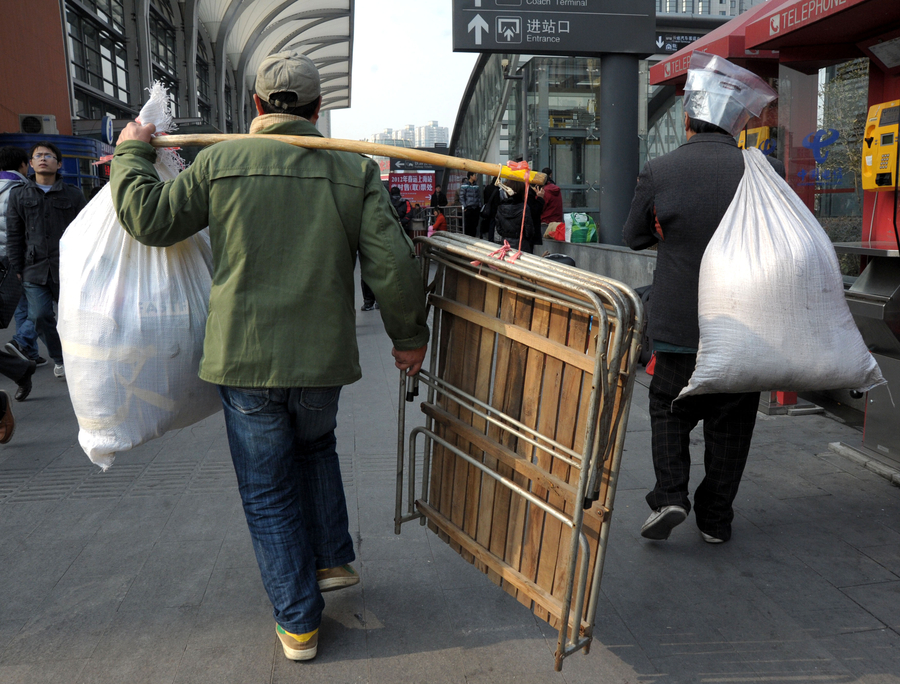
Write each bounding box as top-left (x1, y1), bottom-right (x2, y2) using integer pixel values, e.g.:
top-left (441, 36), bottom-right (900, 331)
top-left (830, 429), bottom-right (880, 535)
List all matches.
top-left (255, 51), bottom-right (321, 110)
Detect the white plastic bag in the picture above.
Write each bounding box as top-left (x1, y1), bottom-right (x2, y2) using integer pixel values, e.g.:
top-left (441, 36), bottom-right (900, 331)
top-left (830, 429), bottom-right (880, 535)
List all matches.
top-left (58, 83), bottom-right (221, 470)
top-left (678, 148), bottom-right (885, 399)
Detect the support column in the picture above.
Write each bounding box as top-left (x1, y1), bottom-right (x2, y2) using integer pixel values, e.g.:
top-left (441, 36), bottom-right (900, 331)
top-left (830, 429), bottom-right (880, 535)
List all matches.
top-left (132, 0), bottom-right (152, 107)
top-left (520, 73), bottom-right (529, 161)
top-left (537, 61), bottom-right (550, 171)
top-left (599, 53), bottom-right (639, 246)
top-left (183, 0), bottom-right (199, 120)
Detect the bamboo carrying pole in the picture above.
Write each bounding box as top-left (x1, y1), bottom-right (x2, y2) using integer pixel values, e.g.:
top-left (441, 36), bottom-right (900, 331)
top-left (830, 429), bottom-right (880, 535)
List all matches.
top-left (150, 134), bottom-right (548, 186)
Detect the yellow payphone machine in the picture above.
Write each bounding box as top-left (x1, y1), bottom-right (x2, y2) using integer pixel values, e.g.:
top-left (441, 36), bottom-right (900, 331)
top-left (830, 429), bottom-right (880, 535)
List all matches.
top-left (862, 100), bottom-right (900, 191)
top-left (738, 126), bottom-right (776, 156)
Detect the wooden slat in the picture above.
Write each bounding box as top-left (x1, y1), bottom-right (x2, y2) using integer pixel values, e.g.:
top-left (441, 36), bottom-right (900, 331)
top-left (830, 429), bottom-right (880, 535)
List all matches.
top-left (546, 310), bottom-right (594, 615)
top-left (445, 273), bottom-right (476, 560)
top-left (507, 296), bottom-right (552, 610)
top-left (495, 288), bottom-right (534, 600)
top-left (482, 277), bottom-right (522, 587)
top-left (434, 269), bottom-right (466, 548)
top-left (456, 275), bottom-right (489, 566)
top-left (468, 280), bottom-right (502, 576)
top-left (551, 318), bottom-right (602, 621)
top-left (429, 265), bottom-right (458, 531)
top-left (528, 302), bottom-right (575, 622)
top-left (431, 296), bottom-right (595, 374)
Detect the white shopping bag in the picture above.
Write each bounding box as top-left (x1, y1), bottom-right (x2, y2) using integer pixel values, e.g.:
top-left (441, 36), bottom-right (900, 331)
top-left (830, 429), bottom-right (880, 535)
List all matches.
top-left (58, 83), bottom-right (221, 470)
top-left (678, 148), bottom-right (885, 399)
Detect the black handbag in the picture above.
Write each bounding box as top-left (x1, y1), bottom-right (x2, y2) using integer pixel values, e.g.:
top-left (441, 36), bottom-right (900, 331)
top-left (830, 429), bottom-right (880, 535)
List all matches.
top-left (0, 257), bottom-right (23, 329)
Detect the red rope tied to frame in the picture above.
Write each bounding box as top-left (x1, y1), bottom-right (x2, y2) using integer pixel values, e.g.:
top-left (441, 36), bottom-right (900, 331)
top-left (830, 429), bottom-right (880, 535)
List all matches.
top-left (487, 239), bottom-right (516, 261)
top-left (470, 160), bottom-right (531, 268)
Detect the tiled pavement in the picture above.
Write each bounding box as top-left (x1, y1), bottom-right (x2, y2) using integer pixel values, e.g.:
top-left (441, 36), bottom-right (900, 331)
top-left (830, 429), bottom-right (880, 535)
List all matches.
top-left (1, 284), bottom-right (900, 683)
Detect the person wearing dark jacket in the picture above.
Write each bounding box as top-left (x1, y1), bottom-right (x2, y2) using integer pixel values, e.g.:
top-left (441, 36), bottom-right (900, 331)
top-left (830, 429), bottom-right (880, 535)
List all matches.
top-left (494, 180), bottom-right (542, 254)
top-left (1, 146), bottom-right (46, 370)
top-left (624, 95), bottom-right (783, 546)
top-left (429, 185), bottom-right (447, 208)
top-left (6, 141), bottom-right (86, 381)
top-left (390, 186), bottom-right (410, 232)
top-left (479, 181), bottom-right (500, 241)
top-left (459, 172), bottom-right (482, 238)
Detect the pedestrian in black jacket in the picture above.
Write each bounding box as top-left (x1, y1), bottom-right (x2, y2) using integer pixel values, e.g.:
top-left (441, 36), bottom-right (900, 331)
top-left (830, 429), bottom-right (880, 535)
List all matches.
top-left (494, 180), bottom-right (543, 254)
top-left (623, 107), bottom-right (783, 545)
top-left (6, 141), bottom-right (86, 380)
top-left (429, 185), bottom-right (447, 208)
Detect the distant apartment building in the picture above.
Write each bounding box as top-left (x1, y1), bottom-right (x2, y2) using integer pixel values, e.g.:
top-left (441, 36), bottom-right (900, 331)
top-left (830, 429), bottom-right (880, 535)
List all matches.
top-left (366, 122), bottom-right (448, 148)
top-left (370, 129), bottom-right (395, 144)
top-left (393, 125), bottom-right (416, 144)
top-left (415, 121), bottom-right (450, 148)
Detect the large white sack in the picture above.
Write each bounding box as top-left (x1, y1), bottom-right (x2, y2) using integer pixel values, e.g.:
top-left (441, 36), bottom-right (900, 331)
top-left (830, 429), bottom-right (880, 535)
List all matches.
top-left (58, 84), bottom-right (221, 470)
top-left (678, 147), bottom-right (885, 399)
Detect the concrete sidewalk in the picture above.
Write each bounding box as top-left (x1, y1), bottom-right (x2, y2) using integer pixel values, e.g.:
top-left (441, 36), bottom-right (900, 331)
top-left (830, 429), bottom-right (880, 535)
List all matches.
top-left (1, 303), bottom-right (900, 684)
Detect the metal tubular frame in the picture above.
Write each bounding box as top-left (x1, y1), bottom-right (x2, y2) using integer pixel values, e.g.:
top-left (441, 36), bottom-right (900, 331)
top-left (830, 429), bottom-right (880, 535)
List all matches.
top-left (393, 235), bottom-right (643, 670)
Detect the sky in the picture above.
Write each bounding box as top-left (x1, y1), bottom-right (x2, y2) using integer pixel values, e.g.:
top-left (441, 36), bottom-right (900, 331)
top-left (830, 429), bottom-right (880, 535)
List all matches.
top-left (330, 2), bottom-right (478, 142)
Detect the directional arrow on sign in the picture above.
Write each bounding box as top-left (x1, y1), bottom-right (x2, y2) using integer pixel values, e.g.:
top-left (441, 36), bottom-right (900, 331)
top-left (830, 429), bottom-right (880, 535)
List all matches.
top-left (468, 14), bottom-right (488, 45)
top-left (656, 36), bottom-right (665, 48)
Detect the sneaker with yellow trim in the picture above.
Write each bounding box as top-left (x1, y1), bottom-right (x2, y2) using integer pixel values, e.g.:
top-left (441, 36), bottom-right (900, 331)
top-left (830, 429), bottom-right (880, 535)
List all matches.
top-left (275, 624), bottom-right (318, 661)
top-left (316, 564), bottom-right (359, 592)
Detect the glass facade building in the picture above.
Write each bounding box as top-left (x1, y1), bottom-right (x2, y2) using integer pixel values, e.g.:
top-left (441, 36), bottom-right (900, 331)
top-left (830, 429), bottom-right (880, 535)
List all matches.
top-left (448, 54), bottom-right (679, 221)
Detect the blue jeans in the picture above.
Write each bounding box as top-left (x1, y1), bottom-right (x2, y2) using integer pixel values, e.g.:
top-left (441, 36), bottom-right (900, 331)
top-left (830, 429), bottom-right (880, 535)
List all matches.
top-left (218, 385), bottom-right (354, 635)
top-left (22, 282), bottom-right (63, 364)
top-left (12, 293), bottom-right (39, 359)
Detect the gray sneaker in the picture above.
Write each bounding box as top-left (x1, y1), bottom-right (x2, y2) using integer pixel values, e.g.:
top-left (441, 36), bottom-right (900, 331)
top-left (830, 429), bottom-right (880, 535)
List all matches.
top-left (53, 363), bottom-right (65, 380)
top-left (701, 531), bottom-right (726, 544)
top-left (640, 505), bottom-right (687, 540)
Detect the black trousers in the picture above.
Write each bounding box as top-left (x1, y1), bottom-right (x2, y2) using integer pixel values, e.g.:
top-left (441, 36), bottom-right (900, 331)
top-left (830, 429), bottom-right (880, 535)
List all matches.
top-left (360, 279), bottom-right (375, 307)
top-left (0, 349), bottom-right (30, 385)
top-left (647, 352), bottom-right (759, 541)
top-left (463, 207), bottom-right (481, 237)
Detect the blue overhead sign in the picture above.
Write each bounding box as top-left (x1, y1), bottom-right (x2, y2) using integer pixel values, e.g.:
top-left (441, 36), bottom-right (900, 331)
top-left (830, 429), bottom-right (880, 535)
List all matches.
top-left (452, 0), bottom-right (656, 56)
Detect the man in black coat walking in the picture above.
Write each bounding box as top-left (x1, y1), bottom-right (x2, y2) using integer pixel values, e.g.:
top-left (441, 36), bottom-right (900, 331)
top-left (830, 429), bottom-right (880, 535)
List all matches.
top-left (623, 56), bottom-right (782, 545)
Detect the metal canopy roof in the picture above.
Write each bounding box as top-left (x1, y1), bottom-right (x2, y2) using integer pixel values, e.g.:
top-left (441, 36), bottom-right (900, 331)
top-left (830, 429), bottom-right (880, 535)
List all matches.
top-left (198, 0), bottom-right (353, 113)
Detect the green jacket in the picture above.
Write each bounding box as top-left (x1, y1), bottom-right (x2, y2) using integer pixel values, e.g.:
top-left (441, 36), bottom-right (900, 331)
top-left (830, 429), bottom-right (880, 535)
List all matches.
top-left (111, 117), bottom-right (429, 388)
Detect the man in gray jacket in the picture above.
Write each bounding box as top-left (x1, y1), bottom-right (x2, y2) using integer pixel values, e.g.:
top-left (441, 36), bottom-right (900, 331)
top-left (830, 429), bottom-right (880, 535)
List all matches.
top-left (623, 56), bottom-right (782, 545)
top-left (459, 171), bottom-right (482, 238)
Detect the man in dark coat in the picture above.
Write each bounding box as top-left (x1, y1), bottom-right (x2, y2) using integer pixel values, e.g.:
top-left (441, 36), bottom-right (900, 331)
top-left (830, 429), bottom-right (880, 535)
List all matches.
top-left (624, 106), bottom-right (784, 545)
top-left (429, 185), bottom-right (447, 208)
top-left (6, 141), bottom-right (86, 381)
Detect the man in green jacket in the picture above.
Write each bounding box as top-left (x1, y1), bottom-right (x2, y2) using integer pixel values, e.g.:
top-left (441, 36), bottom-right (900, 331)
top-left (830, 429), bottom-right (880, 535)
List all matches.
top-left (111, 52), bottom-right (428, 662)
